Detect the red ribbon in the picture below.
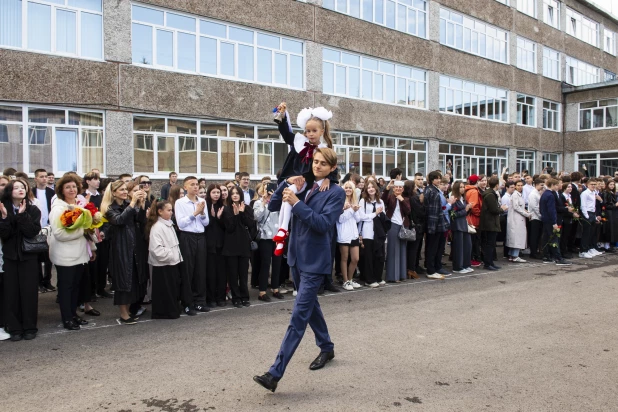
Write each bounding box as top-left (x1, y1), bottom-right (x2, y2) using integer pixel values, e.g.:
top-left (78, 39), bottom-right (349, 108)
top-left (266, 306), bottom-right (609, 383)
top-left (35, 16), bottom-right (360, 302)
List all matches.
top-left (299, 142), bottom-right (317, 164)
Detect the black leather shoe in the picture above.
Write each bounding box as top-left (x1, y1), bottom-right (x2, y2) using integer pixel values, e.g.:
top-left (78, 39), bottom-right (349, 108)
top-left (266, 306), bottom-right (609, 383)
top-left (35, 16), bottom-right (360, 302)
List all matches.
top-left (73, 316), bottom-right (88, 325)
top-left (194, 305), bottom-right (210, 313)
top-left (23, 332), bottom-right (37, 340)
top-left (64, 321), bottom-right (80, 331)
top-left (309, 351), bottom-right (335, 370)
top-left (324, 284), bottom-right (341, 293)
top-left (43, 283), bottom-right (56, 292)
top-left (253, 372), bottom-right (278, 392)
top-left (85, 308), bottom-right (101, 316)
top-left (317, 286), bottom-right (325, 295)
top-left (10, 334), bottom-right (23, 342)
top-left (242, 301), bottom-right (251, 307)
top-left (216, 301), bottom-right (226, 307)
top-left (484, 265), bottom-right (499, 271)
top-left (233, 302), bottom-right (243, 308)
top-left (206, 302), bottom-right (216, 308)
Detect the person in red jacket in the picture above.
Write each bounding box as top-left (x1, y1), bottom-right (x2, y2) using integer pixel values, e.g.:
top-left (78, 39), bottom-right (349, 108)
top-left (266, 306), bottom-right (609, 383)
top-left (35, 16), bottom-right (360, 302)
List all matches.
top-left (464, 175), bottom-right (486, 267)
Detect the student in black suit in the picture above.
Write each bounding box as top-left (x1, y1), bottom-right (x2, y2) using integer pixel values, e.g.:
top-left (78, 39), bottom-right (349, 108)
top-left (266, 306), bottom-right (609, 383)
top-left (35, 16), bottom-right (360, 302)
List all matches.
top-left (568, 171), bottom-right (583, 252)
top-left (32, 169), bottom-right (56, 292)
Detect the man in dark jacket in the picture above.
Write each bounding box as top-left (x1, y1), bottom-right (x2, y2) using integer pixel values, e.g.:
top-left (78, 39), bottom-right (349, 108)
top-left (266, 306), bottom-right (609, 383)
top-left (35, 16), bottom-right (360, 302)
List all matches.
top-left (567, 171), bottom-right (583, 252)
top-left (159, 172), bottom-right (178, 201)
top-left (424, 171), bottom-right (448, 279)
top-left (540, 179), bottom-right (571, 266)
top-left (479, 177), bottom-right (507, 270)
top-left (32, 169), bottom-right (56, 292)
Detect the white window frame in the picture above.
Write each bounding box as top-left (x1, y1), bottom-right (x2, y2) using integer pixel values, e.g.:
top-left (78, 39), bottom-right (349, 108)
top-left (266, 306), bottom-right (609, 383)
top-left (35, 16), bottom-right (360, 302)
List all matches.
top-left (322, 47), bottom-right (427, 109)
top-left (439, 7), bottom-right (509, 64)
top-left (604, 29), bottom-right (616, 56)
top-left (495, 0), bottom-right (509, 5)
top-left (542, 100), bottom-right (560, 132)
top-left (542, 0), bottom-right (560, 29)
top-left (542, 153), bottom-right (559, 171)
top-left (516, 93), bottom-right (536, 127)
top-left (578, 99), bottom-right (618, 131)
top-left (516, 36), bottom-right (536, 73)
top-left (131, 4), bottom-right (306, 90)
top-left (439, 75), bottom-right (509, 123)
top-left (322, 0), bottom-right (428, 39)
top-left (438, 143), bottom-right (508, 181)
top-left (0, 103), bottom-right (106, 175)
top-left (516, 0), bottom-right (536, 18)
top-left (566, 8), bottom-right (599, 47)
top-left (516, 150), bottom-right (536, 175)
top-left (565, 56), bottom-right (600, 86)
top-left (575, 151), bottom-right (618, 177)
top-left (542, 46), bottom-right (561, 81)
top-left (0, 0), bottom-right (104, 61)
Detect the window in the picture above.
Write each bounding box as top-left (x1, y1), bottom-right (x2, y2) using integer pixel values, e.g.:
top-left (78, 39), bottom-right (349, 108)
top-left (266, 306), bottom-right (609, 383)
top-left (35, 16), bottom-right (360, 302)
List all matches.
top-left (0, 104), bottom-right (104, 174)
top-left (542, 47), bottom-right (560, 81)
top-left (606, 70), bottom-right (617, 82)
top-left (132, 5), bottom-right (305, 89)
top-left (579, 99), bottom-right (618, 130)
top-left (439, 143), bottom-right (508, 181)
top-left (323, 48), bottom-right (426, 108)
top-left (333, 133), bottom-right (427, 178)
top-left (516, 37), bottom-right (536, 73)
top-left (439, 76), bottom-right (509, 122)
top-left (439, 7), bottom-right (508, 64)
top-left (565, 56), bottom-right (600, 86)
top-left (517, 94), bottom-right (536, 127)
top-left (323, 0), bottom-right (427, 39)
top-left (542, 100), bottom-right (560, 131)
top-left (542, 153), bottom-right (559, 171)
top-left (575, 152), bottom-right (618, 176)
top-left (542, 0), bottom-right (560, 29)
top-left (604, 29), bottom-right (616, 56)
top-left (517, 0), bottom-right (536, 17)
top-left (516, 150), bottom-right (535, 175)
top-left (566, 8), bottom-right (599, 47)
top-left (0, 0), bottom-right (103, 59)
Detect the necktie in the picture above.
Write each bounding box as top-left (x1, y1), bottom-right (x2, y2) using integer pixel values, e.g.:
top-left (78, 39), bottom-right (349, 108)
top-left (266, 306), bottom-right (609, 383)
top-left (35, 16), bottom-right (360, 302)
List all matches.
top-left (306, 182), bottom-right (319, 202)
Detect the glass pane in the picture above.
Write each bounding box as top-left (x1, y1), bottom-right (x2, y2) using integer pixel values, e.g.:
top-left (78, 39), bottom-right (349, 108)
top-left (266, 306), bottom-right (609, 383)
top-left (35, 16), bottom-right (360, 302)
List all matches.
top-left (134, 116), bottom-right (165, 132)
top-left (178, 33), bottom-right (196, 71)
top-left (258, 33), bottom-right (280, 49)
top-left (56, 9), bottom-right (76, 54)
top-left (199, 37), bottom-right (217, 74)
top-left (362, 149), bottom-right (372, 176)
top-left (200, 20), bottom-right (226, 38)
top-left (28, 108), bottom-right (65, 124)
top-left (81, 12), bottom-right (103, 59)
top-left (385, 76), bottom-right (395, 103)
top-left (134, 133), bottom-right (154, 173)
top-left (349, 67), bottom-right (360, 97)
top-left (157, 30), bottom-right (173, 66)
top-left (239, 141), bottom-right (254, 173)
top-left (179, 136), bottom-right (197, 173)
top-left (290, 55), bottom-right (303, 88)
top-left (132, 5), bottom-right (163, 25)
top-left (29, 126), bottom-right (52, 172)
top-left (168, 119), bottom-right (197, 134)
top-left (220, 140), bottom-right (235, 172)
top-left (157, 136), bottom-right (175, 172)
top-left (167, 13), bottom-right (195, 32)
top-left (274, 142), bottom-right (288, 174)
top-left (362, 70), bottom-right (372, 99)
top-left (258, 48), bottom-right (273, 83)
top-left (385, 149), bottom-right (396, 175)
top-left (238, 44), bottom-right (254, 80)
top-left (323, 62), bottom-right (334, 93)
top-left (68, 0), bottom-right (102, 12)
top-left (229, 27), bottom-right (253, 43)
top-left (0, 124), bottom-right (23, 172)
top-left (0, 105), bottom-right (23, 121)
top-left (220, 42), bottom-right (235, 76)
top-left (257, 126), bottom-right (281, 140)
top-left (56, 129), bottom-right (78, 172)
top-left (28, 2), bottom-right (51, 51)
top-left (0, 0), bottom-right (22, 48)
top-left (229, 124), bottom-right (254, 138)
top-left (200, 137), bottom-right (218, 174)
top-left (69, 111), bottom-right (103, 126)
top-left (282, 38), bottom-right (303, 54)
top-left (81, 130), bottom-right (104, 173)
top-left (132, 23), bottom-right (153, 64)
top-left (336, 66), bottom-right (346, 94)
top-left (275, 53), bottom-right (287, 84)
top-left (201, 122), bottom-right (227, 136)
top-left (257, 142), bottom-right (272, 174)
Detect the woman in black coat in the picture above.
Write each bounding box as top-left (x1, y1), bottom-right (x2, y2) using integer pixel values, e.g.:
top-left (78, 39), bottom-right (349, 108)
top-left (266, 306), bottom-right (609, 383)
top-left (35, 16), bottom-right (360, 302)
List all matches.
top-left (222, 186), bottom-right (255, 308)
top-left (0, 178), bottom-right (41, 341)
top-left (403, 181), bottom-right (425, 279)
top-left (450, 181), bottom-right (473, 273)
top-left (101, 180), bottom-right (147, 324)
top-left (602, 180), bottom-right (618, 252)
top-left (205, 184), bottom-right (227, 307)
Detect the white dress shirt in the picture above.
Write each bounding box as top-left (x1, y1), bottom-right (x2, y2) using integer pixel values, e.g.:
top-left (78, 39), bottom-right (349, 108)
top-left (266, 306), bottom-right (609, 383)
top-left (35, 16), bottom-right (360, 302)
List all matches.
top-left (390, 199), bottom-right (403, 226)
top-left (36, 188), bottom-right (49, 226)
top-left (580, 188), bottom-right (596, 219)
top-left (175, 196), bottom-right (209, 233)
top-left (242, 189), bottom-right (252, 205)
top-left (528, 189), bottom-right (542, 221)
top-left (522, 184), bottom-right (534, 205)
top-left (357, 198), bottom-right (384, 240)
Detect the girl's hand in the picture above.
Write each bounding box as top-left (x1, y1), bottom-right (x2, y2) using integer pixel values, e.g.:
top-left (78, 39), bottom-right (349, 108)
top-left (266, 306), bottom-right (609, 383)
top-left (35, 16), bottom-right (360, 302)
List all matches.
top-left (18, 199), bottom-right (27, 214)
top-left (278, 102), bottom-right (287, 113)
top-left (217, 207), bottom-right (224, 218)
top-left (466, 203), bottom-right (472, 211)
top-left (239, 202), bottom-right (246, 213)
top-left (233, 203), bottom-right (239, 216)
top-left (396, 195), bottom-right (404, 201)
top-left (376, 206), bottom-right (384, 214)
top-left (352, 204), bottom-right (360, 212)
top-left (319, 178), bottom-right (330, 192)
top-left (211, 205), bottom-right (216, 217)
top-left (344, 202), bottom-right (351, 210)
top-left (0, 203), bottom-right (6, 219)
top-left (447, 197), bottom-right (456, 205)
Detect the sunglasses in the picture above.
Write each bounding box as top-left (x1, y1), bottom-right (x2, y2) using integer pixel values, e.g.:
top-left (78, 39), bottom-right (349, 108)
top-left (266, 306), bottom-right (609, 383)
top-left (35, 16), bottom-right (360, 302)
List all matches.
top-left (140, 181), bottom-right (152, 185)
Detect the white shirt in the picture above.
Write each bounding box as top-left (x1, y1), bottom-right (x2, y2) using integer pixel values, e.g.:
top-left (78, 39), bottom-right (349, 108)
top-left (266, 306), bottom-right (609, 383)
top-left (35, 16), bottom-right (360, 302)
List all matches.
top-left (336, 206), bottom-right (360, 243)
top-left (580, 188), bottom-right (596, 219)
top-left (36, 188), bottom-right (49, 226)
top-left (293, 179), bottom-right (323, 207)
top-left (528, 189), bottom-right (542, 221)
top-left (242, 189), bottom-right (252, 205)
top-left (501, 192), bottom-right (512, 208)
top-left (522, 184), bottom-right (534, 205)
top-left (357, 198), bottom-right (384, 240)
top-left (175, 196), bottom-right (209, 233)
top-left (390, 199), bottom-right (403, 226)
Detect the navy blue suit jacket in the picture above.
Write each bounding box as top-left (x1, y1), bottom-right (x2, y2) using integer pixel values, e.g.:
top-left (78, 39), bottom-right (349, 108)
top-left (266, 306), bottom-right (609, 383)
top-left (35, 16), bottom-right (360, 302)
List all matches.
top-left (540, 190), bottom-right (558, 225)
top-left (269, 181), bottom-right (345, 274)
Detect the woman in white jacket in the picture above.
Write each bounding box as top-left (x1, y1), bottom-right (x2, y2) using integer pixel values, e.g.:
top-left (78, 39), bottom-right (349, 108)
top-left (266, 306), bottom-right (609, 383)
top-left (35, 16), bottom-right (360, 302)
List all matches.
top-left (48, 174), bottom-right (96, 331)
top-left (146, 200), bottom-right (183, 319)
top-left (506, 180), bottom-right (532, 262)
top-left (337, 182), bottom-right (361, 291)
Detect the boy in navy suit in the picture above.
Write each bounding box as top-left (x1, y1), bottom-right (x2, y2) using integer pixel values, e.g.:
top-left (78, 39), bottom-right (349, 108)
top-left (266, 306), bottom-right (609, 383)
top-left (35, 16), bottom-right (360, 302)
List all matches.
top-left (254, 148), bottom-right (345, 392)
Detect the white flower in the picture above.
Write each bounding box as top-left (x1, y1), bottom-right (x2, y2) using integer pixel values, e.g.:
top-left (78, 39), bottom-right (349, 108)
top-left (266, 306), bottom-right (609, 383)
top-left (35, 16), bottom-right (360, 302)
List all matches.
top-left (311, 107), bottom-right (333, 122)
top-left (296, 108), bottom-right (313, 129)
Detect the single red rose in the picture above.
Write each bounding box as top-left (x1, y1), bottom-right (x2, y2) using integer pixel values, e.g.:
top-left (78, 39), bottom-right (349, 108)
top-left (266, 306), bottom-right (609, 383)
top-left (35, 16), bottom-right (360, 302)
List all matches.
top-left (442, 206), bottom-right (446, 210)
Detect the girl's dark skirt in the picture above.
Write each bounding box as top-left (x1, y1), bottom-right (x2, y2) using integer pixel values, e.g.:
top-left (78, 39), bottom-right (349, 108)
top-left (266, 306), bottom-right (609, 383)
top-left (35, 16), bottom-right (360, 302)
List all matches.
top-left (113, 260), bottom-right (141, 306)
top-left (151, 264), bottom-right (181, 319)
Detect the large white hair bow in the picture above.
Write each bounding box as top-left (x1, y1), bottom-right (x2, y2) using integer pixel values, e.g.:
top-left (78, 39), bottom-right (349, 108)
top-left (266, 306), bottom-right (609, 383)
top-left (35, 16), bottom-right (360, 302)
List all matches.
top-left (296, 107), bottom-right (333, 129)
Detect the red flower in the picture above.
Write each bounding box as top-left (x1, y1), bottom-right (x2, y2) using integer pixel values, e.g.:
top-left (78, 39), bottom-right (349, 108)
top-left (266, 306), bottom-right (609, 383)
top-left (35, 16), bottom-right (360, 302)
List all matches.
top-left (83, 202), bottom-right (98, 216)
top-left (442, 206), bottom-right (446, 210)
top-left (602, 206), bottom-right (606, 210)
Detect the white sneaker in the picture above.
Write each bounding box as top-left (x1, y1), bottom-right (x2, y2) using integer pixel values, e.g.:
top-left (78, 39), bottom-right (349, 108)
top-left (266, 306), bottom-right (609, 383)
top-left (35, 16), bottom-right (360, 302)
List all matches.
top-left (0, 328), bottom-right (10, 341)
top-left (589, 249), bottom-right (600, 256)
top-left (368, 282), bottom-right (380, 288)
top-left (379, 280), bottom-right (386, 286)
top-left (464, 267), bottom-right (474, 273)
top-left (342, 281), bottom-right (354, 291)
top-left (351, 280), bottom-right (361, 289)
top-left (292, 290), bottom-right (297, 297)
top-left (453, 269), bottom-right (467, 274)
top-left (426, 274), bottom-right (445, 280)
top-left (596, 249), bottom-right (605, 254)
top-left (512, 257), bottom-right (527, 263)
top-left (579, 252), bottom-right (593, 258)
top-left (277, 286), bottom-right (288, 294)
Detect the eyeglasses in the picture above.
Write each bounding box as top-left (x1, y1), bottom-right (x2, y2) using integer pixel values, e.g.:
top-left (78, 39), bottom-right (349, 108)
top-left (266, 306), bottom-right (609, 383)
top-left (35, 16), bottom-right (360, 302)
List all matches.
top-left (140, 181), bottom-right (152, 185)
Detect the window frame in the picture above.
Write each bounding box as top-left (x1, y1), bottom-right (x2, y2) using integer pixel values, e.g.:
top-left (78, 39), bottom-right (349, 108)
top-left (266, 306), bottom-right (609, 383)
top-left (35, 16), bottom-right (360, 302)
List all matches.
top-left (516, 93), bottom-right (537, 128)
top-left (542, 46), bottom-right (561, 81)
top-left (565, 56), bottom-right (600, 86)
top-left (516, 36), bottom-right (537, 73)
top-left (542, 0), bottom-right (560, 29)
top-left (542, 100), bottom-right (560, 132)
top-left (578, 99), bottom-right (618, 131)
top-left (439, 75), bottom-right (510, 123)
top-left (604, 29), bottom-right (616, 56)
top-left (438, 143), bottom-right (508, 181)
top-left (516, 150), bottom-right (536, 175)
top-left (516, 0), bottom-right (536, 18)
top-left (541, 153), bottom-right (559, 171)
top-left (566, 7), bottom-right (599, 47)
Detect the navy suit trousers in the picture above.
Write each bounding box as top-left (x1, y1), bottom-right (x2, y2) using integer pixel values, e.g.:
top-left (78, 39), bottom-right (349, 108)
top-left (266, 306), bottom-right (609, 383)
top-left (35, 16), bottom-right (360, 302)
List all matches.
top-left (268, 266), bottom-right (334, 379)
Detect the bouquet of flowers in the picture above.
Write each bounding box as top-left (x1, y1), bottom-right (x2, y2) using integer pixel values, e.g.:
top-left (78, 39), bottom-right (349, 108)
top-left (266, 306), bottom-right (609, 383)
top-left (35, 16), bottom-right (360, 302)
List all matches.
top-left (83, 202), bottom-right (104, 230)
top-left (59, 203), bottom-right (103, 234)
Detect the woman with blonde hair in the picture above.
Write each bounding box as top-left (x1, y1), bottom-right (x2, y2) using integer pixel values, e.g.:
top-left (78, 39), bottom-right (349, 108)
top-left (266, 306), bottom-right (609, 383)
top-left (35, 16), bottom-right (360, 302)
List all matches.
top-left (337, 181), bottom-right (361, 291)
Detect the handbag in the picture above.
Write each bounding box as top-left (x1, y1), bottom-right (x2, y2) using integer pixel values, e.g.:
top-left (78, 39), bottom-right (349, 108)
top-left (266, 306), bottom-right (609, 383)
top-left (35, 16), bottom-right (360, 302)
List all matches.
top-left (467, 224), bottom-right (477, 234)
top-left (398, 225), bottom-right (416, 241)
top-left (244, 225), bottom-right (259, 251)
top-left (22, 226), bottom-right (50, 254)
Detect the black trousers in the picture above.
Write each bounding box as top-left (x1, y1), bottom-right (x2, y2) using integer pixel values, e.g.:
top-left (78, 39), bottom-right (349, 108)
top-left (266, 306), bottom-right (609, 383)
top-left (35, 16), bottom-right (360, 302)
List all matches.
top-left (560, 220), bottom-right (573, 257)
top-left (542, 222), bottom-right (562, 260)
top-left (568, 220), bottom-right (580, 251)
top-left (482, 231), bottom-right (498, 267)
top-left (529, 220), bottom-right (543, 257)
top-left (179, 232), bottom-right (207, 307)
top-left (78, 260), bottom-right (93, 304)
top-left (3, 259), bottom-right (38, 335)
top-left (56, 264), bottom-right (86, 323)
top-left (37, 251), bottom-right (53, 286)
top-left (406, 236), bottom-right (421, 272)
top-left (452, 231), bottom-right (472, 271)
top-left (226, 256), bottom-right (250, 303)
top-left (360, 238), bottom-right (385, 284)
top-left (425, 231), bottom-right (445, 275)
top-left (471, 231), bottom-right (482, 261)
top-left (501, 217), bottom-right (509, 257)
top-left (416, 231), bottom-right (424, 269)
top-left (206, 249), bottom-right (227, 304)
top-left (96, 239), bottom-right (110, 294)
top-left (581, 215), bottom-right (597, 252)
top-left (258, 239), bottom-right (282, 292)
top-left (251, 249), bottom-right (261, 288)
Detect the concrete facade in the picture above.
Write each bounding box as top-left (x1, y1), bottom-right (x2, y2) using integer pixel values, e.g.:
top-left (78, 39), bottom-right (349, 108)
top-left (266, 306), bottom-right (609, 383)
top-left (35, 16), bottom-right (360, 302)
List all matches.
top-left (0, 0), bottom-right (617, 181)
